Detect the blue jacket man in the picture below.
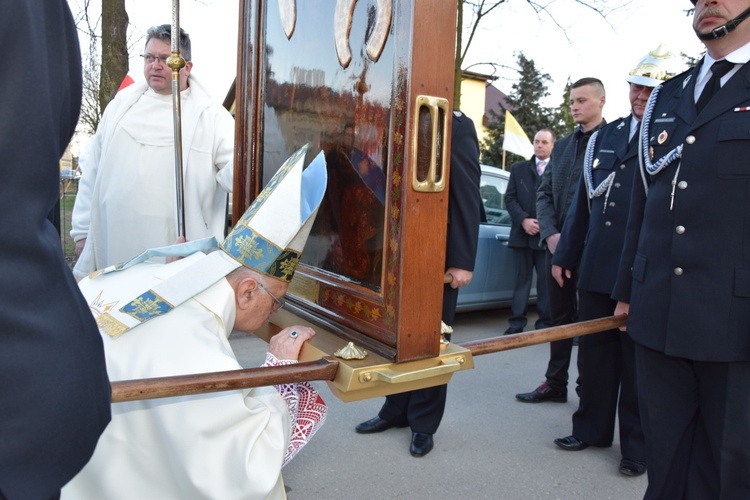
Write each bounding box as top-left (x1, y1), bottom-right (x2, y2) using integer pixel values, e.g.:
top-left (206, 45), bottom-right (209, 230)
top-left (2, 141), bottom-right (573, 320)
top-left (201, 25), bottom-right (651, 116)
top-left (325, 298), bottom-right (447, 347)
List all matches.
top-left (613, 1), bottom-right (750, 496)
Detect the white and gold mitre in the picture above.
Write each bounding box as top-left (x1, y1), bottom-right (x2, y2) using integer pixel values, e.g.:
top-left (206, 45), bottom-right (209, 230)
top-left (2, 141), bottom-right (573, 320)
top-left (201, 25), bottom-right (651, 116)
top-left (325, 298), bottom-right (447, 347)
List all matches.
top-left (221, 145), bottom-right (327, 282)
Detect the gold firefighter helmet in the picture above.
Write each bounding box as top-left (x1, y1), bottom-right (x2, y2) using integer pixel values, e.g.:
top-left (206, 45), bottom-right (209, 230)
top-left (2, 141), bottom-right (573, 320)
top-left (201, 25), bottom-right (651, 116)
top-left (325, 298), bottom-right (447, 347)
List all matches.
top-left (626, 43), bottom-right (677, 87)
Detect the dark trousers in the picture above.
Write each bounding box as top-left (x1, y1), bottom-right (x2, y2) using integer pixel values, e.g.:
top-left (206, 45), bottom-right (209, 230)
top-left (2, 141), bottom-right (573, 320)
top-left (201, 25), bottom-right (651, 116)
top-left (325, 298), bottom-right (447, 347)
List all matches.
top-left (636, 344), bottom-right (750, 500)
top-left (378, 284), bottom-right (457, 435)
top-left (572, 291), bottom-right (644, 460)
top-left (508, 247), bottom-right (550, 330)
top-left (379, 384), bottom-right (447, 434)
top-left (543, 250), bottom-right (579, 393)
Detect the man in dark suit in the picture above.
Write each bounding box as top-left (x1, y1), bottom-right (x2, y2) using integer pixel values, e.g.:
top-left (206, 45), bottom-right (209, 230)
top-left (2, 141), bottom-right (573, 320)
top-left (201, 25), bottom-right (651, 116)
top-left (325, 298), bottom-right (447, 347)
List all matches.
top-left (355, 110), bottom-right (483, 457)
top-left (504, 129), bottom-right (555, 335)
top-left (550, 46), bottom-right (678, 477)
top-left (0, 2), bottom-right (111, 498)
top-left (613, 1), bottom-right (750, 497)
top-left (516, 78), bottom-right (607, 403)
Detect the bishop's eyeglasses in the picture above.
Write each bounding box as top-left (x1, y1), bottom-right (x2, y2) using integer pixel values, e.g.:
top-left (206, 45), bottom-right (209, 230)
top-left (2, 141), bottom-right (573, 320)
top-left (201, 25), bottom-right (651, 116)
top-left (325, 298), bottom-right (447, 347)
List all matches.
top-left (257, 282), bottom-right (286, 310)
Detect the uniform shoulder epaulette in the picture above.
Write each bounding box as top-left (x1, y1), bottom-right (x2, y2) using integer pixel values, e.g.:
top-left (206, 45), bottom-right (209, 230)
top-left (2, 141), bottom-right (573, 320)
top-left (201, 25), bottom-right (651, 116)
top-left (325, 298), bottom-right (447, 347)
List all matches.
top-left (613, 116), bottom-right (628, 128)
top-left (664, 66), bottom-right (695, 91)
top-left (673, 66), bottom-right (695, 80)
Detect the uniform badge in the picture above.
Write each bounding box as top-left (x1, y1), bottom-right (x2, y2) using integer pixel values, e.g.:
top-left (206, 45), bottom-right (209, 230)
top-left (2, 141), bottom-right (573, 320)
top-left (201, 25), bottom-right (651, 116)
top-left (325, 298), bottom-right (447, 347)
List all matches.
top-left (593, 158), bottom-right (600, 169)
top-left (657, 130), bottom-right (668, 144)
top-left (649, 146), bottom-right (655, 160)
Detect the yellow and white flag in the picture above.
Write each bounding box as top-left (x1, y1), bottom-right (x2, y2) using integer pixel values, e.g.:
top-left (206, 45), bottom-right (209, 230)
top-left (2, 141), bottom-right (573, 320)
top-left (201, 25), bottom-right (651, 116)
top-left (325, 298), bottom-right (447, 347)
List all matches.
top-left (502, 110), bottom-right (533, 160)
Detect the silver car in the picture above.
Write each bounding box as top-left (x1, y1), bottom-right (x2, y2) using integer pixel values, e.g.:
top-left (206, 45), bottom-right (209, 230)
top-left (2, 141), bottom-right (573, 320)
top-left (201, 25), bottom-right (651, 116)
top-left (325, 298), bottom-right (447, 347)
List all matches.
top-left (457, 164), bottom-right (536, 312)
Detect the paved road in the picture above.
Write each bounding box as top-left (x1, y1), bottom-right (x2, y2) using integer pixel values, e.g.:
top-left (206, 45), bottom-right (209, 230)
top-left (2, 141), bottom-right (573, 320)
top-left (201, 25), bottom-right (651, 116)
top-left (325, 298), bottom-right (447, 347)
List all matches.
top-left (231, 307), bottom-right (647, 500)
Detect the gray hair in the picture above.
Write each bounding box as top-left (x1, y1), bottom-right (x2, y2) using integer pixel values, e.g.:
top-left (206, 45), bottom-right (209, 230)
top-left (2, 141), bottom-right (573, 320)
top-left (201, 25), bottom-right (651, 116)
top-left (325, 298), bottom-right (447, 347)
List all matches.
top-left (226, 266), bottom-right (260, 287)
top-left (145, 24), bottom-right (191, 61)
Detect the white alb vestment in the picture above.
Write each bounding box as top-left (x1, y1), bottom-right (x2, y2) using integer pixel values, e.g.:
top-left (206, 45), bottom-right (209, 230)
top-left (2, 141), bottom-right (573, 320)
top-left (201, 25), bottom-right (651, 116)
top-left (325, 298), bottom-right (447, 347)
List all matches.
top-left (71, 76), bottom-right (234, 280)
top-left (62, 256), bottom-right (326, 499)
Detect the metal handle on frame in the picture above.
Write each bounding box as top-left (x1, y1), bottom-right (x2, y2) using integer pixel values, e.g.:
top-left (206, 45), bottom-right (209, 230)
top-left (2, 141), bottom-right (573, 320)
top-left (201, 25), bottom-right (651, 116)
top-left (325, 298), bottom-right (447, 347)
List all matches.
top-left (358, 356), bottom-right (463, 384)
top-left (411, 95), bottom-right (449, 193)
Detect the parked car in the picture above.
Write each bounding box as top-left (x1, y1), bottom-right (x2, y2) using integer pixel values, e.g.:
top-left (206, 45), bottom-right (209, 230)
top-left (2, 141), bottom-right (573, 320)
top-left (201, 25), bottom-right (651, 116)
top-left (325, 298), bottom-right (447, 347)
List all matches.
top-left (456, 164), bottom-right (537, 312)
top-left (60, 169), bottom-right (80, 181)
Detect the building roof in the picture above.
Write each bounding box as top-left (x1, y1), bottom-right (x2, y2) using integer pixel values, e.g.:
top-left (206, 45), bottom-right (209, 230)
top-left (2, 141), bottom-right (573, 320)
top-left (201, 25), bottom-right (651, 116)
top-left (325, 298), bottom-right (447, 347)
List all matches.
top-left (484, 84), bottom-right (515, 126)
top-left (462, 69), bottom-right (498, 82)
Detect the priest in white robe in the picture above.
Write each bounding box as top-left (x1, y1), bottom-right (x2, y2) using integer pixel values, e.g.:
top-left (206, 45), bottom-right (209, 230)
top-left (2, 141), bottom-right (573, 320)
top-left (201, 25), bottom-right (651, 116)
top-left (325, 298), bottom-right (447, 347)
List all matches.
top-left (71, 24), bottom-right (235, 280)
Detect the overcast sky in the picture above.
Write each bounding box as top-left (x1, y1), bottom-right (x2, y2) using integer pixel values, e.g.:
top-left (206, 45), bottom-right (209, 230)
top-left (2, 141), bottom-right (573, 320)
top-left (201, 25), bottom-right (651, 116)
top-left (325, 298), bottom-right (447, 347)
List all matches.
top-left (464, 0), bottom-right (703, 121)
top-left (69, 0), bottom-right (704, 124)
top-left (67, 0), bottom-right (240, 103)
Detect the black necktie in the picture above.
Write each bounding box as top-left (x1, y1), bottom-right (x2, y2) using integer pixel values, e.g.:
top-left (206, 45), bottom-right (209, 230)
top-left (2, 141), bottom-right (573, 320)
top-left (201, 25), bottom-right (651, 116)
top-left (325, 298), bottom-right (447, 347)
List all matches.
top-left (696, 59), bottom-right (735, 113)
top-left (628, 123), bottom-right (640, 152)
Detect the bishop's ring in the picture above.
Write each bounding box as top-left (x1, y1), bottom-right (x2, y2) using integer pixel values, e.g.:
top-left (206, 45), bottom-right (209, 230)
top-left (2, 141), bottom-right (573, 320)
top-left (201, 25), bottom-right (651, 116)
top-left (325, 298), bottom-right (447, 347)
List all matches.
top-left (290, 330), bottom-right (299, 339)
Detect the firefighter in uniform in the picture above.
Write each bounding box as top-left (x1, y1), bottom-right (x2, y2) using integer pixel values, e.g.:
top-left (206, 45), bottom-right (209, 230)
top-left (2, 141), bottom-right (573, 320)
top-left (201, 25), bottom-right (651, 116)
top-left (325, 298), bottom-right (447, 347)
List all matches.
top-left (550, 45), bottom-right (678, 478)
top-left (613, 1), bottom-right (750, 497)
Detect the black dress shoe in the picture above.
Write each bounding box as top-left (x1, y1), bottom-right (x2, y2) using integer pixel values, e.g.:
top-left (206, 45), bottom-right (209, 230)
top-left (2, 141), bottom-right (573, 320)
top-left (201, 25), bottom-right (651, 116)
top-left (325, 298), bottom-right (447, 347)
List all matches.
top-left (410, 432), bottom-right (433, 457)
top-left (355, 416), bottom-right (407, 434)
top-left (554, 435), bottom-right (589, 451)
top-left (515, 382), bottom-right (567, 403)
top-left (619, 458), bottom-right (647, 476)
top-left (504, 327), bottom-right (523, 335)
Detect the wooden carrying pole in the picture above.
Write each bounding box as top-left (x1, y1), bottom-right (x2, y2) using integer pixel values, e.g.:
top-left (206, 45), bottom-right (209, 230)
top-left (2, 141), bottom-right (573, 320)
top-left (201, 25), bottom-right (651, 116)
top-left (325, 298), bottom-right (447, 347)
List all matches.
top-left (109, 315), bottom-right (627, 403)
top-left (459, 314), bottom-right (627, 356)
top-left (111, 358), bottom-right (339, 403)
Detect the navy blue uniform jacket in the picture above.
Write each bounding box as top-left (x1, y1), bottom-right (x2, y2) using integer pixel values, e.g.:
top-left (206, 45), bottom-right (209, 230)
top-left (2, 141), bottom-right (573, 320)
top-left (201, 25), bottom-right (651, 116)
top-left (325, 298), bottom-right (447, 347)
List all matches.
top-left (554, 116), bottom-right (638, 295)
top-left (440, 111), bottom-right (484, 325)
top-left (445, 112), bottom-right (483, 273)
top-left (613, 61), bottom-right (750, 362)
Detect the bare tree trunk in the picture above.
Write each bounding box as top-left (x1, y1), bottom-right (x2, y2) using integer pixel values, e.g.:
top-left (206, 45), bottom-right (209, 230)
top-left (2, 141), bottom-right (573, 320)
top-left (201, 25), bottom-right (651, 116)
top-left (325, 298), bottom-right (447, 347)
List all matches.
top-left (99, 0), bottom-right (129, 113)
top-left (454, 0), bottom-right (464, 109)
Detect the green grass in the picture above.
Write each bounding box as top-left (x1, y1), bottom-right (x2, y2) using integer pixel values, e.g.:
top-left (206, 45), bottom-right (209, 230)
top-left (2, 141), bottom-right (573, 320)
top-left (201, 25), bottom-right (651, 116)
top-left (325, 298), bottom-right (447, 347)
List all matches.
top-left (59, 181), bottom-right (78, 267)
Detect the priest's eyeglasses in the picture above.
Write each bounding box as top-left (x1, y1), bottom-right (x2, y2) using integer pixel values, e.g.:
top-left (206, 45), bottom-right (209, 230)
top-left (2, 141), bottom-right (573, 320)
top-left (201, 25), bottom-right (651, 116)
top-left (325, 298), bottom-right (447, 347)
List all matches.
top-left (257, 282), bottom-right (286, 310)
top-left (141, 53), bottom-right (170, 65)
